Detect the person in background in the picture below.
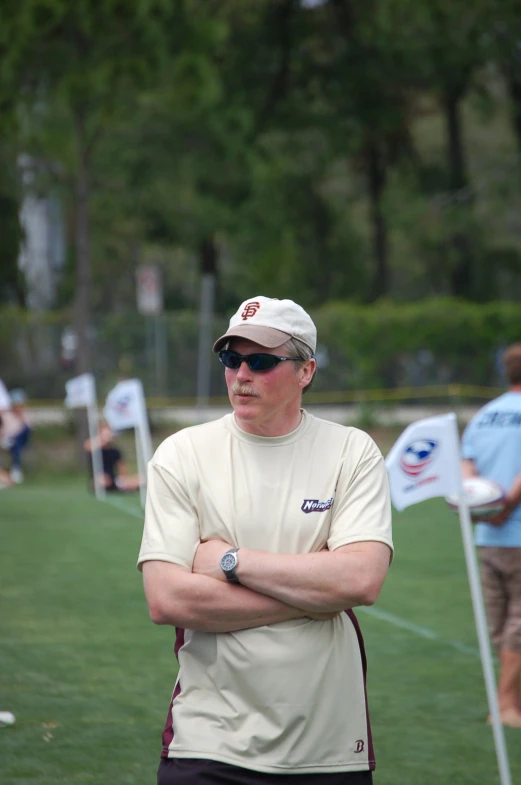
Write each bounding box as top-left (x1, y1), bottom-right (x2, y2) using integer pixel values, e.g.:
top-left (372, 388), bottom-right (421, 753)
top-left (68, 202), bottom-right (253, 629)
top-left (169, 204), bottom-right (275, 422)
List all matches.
top-left (0, 389), bottom-right (31, 484)
top-left (0, 415), bottom-right (13, 489)
top-left (138, 296), bottom-right (393, 785)
top-left (84, 421), bottom-right (142, 493)
top-left (461, 342), bottom-right (521, 728)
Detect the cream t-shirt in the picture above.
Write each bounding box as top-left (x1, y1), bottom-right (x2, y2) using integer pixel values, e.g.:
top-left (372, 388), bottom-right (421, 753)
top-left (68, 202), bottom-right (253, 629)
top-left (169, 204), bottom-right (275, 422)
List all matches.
top-left (138, 410), bottom-right (393, 775)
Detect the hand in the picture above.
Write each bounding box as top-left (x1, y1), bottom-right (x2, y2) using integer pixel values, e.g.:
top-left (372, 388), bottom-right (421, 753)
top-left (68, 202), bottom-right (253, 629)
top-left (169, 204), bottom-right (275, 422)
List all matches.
top-left (193, 539), bottom-right (233, 582)
top-left (487, 500), bottom-right (515, 527)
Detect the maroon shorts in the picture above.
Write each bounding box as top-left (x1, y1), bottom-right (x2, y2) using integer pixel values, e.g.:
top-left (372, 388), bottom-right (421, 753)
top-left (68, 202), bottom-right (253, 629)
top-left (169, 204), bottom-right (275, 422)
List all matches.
top-left (157, 758), bottom-right (373, 785)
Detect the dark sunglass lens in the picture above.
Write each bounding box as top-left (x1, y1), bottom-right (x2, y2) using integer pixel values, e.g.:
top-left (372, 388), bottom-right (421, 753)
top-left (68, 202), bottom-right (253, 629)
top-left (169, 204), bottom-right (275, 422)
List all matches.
top-left (248, 354), bottom-right (280, 371)
top-left (220, 351), bottom-right (241, 369)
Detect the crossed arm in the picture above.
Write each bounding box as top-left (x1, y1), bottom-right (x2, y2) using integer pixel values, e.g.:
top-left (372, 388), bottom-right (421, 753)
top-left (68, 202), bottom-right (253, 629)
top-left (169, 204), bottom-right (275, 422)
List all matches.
top-left (142, 540), bottom-right (391, 633)
top-left (462, 459), bottom-right (521, 526)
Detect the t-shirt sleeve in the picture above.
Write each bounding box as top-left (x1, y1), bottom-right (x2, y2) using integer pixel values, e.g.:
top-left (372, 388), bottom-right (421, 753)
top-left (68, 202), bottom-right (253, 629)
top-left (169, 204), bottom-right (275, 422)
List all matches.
top-left (327, 453), bottom-right (393, 555)
top-left (137, 446), bottom-right (200, 571)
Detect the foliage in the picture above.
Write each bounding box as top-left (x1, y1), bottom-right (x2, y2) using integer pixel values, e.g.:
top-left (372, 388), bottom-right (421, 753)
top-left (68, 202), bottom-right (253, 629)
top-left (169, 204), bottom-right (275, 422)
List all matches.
top-left (1, 0), bottom-right (521, 321)
top-left (1, 298), bottom-right (519, 397)
top-left (313, 297), bottom-right (521, 389)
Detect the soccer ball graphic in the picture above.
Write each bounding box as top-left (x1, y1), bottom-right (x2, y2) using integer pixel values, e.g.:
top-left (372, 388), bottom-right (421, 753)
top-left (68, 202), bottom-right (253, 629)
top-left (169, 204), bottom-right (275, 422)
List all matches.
top-left (400, 440), bottom-right (438, 477)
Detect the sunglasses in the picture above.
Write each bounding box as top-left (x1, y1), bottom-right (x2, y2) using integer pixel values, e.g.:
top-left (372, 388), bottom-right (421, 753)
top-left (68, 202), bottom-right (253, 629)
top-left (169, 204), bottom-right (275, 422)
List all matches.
top-left (219, 349), bottom-right (303, 372)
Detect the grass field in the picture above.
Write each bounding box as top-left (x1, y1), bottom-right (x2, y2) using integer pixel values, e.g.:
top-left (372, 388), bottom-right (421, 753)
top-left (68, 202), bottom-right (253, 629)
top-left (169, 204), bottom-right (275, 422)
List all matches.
top-left (1, 477), bottom-right (521, 785)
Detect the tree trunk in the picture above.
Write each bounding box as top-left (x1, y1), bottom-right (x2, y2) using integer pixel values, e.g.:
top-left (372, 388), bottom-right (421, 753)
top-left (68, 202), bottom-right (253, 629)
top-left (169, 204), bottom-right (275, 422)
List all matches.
top-left (443, 89), bottom-right (473, 297)
top-left (72, 110), bottom-right (92, 466)
top-left (200, 236), bottom-right (218, 276)
top-left (366, 137), bottom-right (388, 302)
top-left (200, 235), bottom-right (220, 309)
top-left (73, 111), bottom-right (91, 375)
top-left (506, 72), bottom-right (521, 159)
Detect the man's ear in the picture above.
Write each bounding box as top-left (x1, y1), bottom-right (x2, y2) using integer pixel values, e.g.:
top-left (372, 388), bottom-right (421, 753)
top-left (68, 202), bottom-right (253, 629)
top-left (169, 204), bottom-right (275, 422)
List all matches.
top-left (299, 359), bottom-right (316, 388)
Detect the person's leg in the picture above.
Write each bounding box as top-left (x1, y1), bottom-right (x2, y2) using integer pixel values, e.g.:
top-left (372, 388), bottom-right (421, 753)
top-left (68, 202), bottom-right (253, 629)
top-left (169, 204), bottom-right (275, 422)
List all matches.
top-left (497, 650), bottom-right (521, 714)
top-left (479, 547), bottom-right (508, 652)
top-left (0, 468), bottom-right (13, 488)
top-left (115, 474), bottom-right (141, 491)
top-left (497, 548), bottom-right (521, 723)
top-left (9, 426), bottom-right (30, 476)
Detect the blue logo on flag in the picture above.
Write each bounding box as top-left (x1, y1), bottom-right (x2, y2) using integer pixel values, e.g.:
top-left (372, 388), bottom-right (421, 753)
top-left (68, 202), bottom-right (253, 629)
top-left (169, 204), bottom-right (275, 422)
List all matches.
top-left (400, 439), bottom-right (438, 477)
top-left (114, 394), bottom-right (131, 413)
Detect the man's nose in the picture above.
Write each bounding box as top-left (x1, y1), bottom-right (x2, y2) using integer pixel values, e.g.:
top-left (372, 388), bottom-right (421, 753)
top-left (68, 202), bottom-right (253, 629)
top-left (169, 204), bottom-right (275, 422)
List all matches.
top-left (236, 359), bottom-right (253, 381)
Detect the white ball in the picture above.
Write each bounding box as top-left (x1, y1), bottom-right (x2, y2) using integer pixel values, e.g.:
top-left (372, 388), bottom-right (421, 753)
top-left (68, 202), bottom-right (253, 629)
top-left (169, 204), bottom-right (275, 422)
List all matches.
top-left (0, 711), bottom-right (16, 727)
top-left (445, 477), bottom-right (506, 521)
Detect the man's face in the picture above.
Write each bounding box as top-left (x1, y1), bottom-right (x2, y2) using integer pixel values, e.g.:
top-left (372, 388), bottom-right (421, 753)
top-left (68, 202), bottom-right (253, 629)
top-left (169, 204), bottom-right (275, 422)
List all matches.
top-left (224, 338), bottom-right (314, 432)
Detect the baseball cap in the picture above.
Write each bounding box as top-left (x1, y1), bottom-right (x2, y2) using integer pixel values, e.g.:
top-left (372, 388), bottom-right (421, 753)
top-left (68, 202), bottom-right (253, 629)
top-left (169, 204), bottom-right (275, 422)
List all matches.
top-left (212, 296), bottom-right (317, 353)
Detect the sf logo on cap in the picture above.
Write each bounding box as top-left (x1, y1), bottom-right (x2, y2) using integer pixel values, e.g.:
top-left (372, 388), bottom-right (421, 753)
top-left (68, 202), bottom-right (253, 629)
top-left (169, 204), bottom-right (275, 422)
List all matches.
top-left (241, 301), bottom-right (261, 320)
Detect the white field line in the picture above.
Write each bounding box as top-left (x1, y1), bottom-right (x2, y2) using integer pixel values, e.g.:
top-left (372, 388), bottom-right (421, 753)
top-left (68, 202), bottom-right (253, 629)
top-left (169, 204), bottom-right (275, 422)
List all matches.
top-left (97, 494), bottom-right (486, 661)
top-left (359, 605), bottom-right (486, 660)
top-left (101, 494), bottom-right (144, 519)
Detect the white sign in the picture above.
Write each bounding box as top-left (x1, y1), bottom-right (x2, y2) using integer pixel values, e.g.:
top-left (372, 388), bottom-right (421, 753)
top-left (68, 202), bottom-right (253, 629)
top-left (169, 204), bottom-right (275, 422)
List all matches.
top-left (136, 265), bottom-right (163, 315)
top-left (0, 379), bottom-right (11, 410)
top-left (64, 373), bottom-right (97, 409)
top-left (103, 378), bottom-right (148, 431)
top-left (385, 412), bottom-right (462, 511)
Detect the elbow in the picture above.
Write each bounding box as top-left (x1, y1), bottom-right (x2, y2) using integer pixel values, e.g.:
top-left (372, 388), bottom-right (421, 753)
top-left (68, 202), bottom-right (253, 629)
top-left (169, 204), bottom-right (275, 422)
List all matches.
top-left (357, 582), bottom-right (381, 607)
top-left (337, 576), bottom-right (382, 608)
top-left (148, 603), bottom-right (169, 625)
top-left (147, 597), bottom-right (189, 627)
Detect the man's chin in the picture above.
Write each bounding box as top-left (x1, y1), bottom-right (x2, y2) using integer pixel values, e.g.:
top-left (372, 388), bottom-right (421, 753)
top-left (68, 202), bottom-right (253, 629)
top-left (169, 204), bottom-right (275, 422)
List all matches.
top-left (231, 397), bottom-right (260, 416)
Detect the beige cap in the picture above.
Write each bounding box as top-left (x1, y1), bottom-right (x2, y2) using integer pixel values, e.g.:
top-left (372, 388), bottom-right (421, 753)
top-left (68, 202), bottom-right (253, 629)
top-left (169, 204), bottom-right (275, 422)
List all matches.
top-left (213, 296), bottom-right (317, 353)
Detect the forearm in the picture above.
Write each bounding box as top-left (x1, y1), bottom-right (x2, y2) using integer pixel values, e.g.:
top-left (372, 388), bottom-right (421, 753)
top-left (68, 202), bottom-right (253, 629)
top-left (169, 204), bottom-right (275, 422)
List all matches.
top-left (144, 564), bottom-right (307, 633)
top-left (461, 459), bottom-right (477, 479)
top-left (507, 473), bottom-right (521, 508)
top-left (236, 548), bottom-right (383, 612)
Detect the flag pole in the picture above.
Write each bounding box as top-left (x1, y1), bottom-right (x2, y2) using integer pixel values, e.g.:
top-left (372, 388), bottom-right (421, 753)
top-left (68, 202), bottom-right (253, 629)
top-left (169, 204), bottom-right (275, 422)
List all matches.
top-left (86, 404), bottom-right (105, 502)
top-left (457, 500), bottom-right (511, 785)
top-left (134, 425), bottom-right (147, 509)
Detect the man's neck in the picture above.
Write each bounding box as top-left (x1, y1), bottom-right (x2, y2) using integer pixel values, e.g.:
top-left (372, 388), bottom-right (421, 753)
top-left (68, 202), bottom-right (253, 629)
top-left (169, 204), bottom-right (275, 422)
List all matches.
top-left (234, 408), bottom-right (303, 438)
top-left (510, 384), bottom-right (521, 393)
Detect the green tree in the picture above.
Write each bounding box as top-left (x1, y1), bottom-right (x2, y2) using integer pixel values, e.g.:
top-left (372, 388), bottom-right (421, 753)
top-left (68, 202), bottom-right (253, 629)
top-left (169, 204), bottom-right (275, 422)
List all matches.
top-left (0, 0), bottom-right (174, 370)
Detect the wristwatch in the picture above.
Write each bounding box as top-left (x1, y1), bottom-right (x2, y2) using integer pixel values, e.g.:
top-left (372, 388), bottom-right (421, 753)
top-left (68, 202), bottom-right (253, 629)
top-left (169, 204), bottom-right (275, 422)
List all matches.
top-left (220, 548), bottom-right (240, 583)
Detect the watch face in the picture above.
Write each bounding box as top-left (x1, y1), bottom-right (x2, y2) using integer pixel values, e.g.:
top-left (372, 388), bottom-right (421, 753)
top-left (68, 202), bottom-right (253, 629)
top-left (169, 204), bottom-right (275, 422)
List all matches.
top-left (221, 552), bottom-right (237, 571)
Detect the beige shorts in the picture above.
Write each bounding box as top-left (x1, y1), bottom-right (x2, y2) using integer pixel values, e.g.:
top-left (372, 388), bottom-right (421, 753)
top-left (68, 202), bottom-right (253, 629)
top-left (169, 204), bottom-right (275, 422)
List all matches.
top-left (479, 547), bottom-right (521, 653)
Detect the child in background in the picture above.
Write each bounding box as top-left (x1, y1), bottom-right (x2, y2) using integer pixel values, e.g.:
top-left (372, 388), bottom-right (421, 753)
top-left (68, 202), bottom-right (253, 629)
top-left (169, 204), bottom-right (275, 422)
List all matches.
top-left (84, 421), bottom-right (142, 493)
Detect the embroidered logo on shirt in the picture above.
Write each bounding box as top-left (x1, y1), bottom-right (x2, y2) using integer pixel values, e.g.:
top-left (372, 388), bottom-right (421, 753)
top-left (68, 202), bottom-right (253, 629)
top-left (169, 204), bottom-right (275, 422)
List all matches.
top-left (354, 740), bottom-right (365, 753)
top-left (241, 301), bottom-right (261, 320)
top-left (301, 497), bottom-right (333, 513)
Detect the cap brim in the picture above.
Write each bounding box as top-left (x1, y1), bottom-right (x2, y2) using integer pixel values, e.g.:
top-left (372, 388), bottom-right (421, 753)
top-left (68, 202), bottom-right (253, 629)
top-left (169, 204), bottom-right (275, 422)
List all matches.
top-left (212, 325), bottom-right (291, 353)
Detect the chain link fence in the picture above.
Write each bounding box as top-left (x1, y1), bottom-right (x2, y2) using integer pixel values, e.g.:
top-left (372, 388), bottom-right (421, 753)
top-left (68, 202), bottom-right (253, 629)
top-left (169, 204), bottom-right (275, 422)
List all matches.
top-left (1, 301), bottom-right (517, 403)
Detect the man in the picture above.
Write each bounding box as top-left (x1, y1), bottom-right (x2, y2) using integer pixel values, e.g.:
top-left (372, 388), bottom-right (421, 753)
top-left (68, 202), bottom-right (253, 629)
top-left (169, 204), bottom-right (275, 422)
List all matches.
top-left (138, 296), bottom-right (393, 785)
top-left (84, 422), bottom-right (142, 492)
top-left (461, 342), bottom-right (521, 728)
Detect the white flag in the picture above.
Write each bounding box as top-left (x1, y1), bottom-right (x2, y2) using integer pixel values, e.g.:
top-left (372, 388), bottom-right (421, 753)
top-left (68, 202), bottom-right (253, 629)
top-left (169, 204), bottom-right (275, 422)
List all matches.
top-left (103, 378), bottom-right (147, 431)
top-left (385, 412), bottom-right (462, 511)
top-left (64, 373), bottom-right (96, 409)
top-left (0, 379), bottom-right (11, 410)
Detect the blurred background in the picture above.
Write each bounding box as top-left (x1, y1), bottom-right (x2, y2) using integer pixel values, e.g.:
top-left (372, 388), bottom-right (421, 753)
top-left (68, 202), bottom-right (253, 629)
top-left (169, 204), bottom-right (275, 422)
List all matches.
top-left (1, 0), bottom-right (521, 405)
top-left (3, 6), bottom-right (521, 783)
